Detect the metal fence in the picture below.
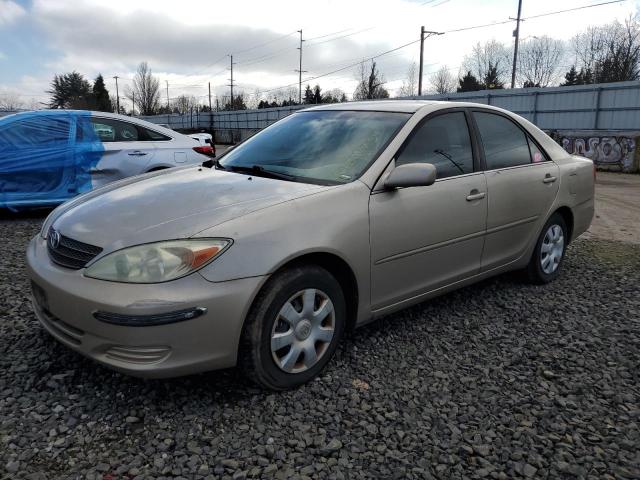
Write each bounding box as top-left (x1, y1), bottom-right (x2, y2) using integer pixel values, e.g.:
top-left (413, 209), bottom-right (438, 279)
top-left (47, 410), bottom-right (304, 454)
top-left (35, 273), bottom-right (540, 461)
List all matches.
top-left (5, 81), bottom-right (640, 135)
top-left (410, 80), bottom-right (640, 131)
top-left (136, 81), bottom-right (640, 138)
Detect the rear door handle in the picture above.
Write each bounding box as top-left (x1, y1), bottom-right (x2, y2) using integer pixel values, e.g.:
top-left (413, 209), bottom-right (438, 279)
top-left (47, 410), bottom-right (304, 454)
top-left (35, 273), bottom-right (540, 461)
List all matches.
top-left (543, 174), bottom-right (557, 183)
top-left (466, 190), bottom-right (486, 201)
top-left (127, 151), bottom-right (148, 156)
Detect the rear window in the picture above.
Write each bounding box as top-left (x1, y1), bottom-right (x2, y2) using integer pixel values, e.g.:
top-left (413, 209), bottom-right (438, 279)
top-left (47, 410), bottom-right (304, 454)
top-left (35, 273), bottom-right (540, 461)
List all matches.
top-left (474, 112), bottom-right (531, 170)
top-left (80, 118), bottom-right (171, 142)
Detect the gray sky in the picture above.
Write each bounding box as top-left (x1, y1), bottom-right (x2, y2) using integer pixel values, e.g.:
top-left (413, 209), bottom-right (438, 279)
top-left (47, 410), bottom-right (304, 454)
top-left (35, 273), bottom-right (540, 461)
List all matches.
top-left (0, 0), bottom-right (638, 108)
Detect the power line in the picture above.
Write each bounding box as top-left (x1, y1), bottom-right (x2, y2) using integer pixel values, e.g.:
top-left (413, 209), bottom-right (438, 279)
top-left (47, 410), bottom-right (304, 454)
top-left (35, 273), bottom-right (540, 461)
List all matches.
top-left (258, 37), bottom-right (423, 96)
top-left (232, 30), bottom-right (298, 56)
top-left (305, 27), bottom-right (377, 47)
top-left (523, 0), bottom-right (626, 20)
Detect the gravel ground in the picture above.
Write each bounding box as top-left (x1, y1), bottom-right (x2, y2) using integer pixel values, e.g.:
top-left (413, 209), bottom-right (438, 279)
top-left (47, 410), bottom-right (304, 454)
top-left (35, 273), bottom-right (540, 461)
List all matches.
top-left (1, 216), bottom-right (639, 480)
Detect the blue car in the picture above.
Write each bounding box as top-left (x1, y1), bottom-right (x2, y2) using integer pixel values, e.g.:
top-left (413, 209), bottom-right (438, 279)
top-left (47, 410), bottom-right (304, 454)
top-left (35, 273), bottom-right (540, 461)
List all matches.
top-left (0, 110), bottom-right (209, 209)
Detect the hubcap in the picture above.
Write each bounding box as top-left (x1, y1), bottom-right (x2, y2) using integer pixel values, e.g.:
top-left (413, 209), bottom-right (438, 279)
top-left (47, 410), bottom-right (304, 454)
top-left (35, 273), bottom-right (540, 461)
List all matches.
top-left (270, 288), bottom-right (335, 374)
top-left (540, 224), bottom-right (564, 274)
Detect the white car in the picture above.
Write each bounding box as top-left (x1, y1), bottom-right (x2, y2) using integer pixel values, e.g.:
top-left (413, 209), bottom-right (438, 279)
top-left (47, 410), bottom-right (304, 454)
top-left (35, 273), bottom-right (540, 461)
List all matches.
top-left (158, 124), bottom-right (215, 155)
top-left (0, 110), bottom-right (211, 208)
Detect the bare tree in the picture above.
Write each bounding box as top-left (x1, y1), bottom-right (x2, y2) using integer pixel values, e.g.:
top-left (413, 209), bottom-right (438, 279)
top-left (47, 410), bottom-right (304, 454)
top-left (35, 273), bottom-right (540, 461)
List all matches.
top-left (398, 62), bottom-right (418, 97)
top-left (353, 60), bottom-right (389, 100)
top-left (172, 94), bottom-right (198, 114)
top-left (463, 40), bottom-right (511, 87)
top-left (429, 66), bottom-right (457, 94)
top-left (572, 17), bottom-right (640, 83)
top-left (125, 62), bottom-right (161, 116)
top-left (0, 93), bottom-right (24, 111)
top-left (517, 36), bottom-right (564, 87)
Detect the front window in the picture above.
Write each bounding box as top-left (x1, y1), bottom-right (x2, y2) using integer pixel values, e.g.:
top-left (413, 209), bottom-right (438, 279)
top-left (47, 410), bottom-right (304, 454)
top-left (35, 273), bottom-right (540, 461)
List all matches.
top-left (219, 110), bottom-right (410, 184)
top-left (396, 112), bottom-right (474, 179)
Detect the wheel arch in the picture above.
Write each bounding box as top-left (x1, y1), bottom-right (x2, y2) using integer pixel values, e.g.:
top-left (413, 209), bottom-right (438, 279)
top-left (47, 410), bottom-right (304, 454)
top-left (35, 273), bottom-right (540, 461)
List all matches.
top-left (146, 165), bottom-right (171, 173)
top-left (553, 205), bottom-right (574, 242)
top-left (251, 251), bottom-right (360, 333)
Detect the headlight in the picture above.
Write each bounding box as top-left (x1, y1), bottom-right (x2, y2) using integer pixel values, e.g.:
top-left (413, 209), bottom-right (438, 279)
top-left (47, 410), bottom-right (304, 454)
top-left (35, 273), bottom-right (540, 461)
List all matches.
top-left (85, 239), bottom-right (231, 283)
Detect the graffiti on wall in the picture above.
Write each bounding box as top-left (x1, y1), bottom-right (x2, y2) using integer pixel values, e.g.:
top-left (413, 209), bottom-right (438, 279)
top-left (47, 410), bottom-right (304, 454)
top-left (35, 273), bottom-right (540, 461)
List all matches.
top-left (561, 136), bottom-right (637, 172)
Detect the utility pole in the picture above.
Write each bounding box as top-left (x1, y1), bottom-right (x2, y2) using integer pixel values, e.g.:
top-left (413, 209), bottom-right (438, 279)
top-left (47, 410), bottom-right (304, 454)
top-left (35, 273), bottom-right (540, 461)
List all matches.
top-left (510, 0), bottom-right (524, 89)
top-left (295, 30), bottom-right (306, 105)
top-left (208, 81), bottom-right (213, 131)
top-left (165, 80), bottom-right (170, 111)
top-left (112, 75), bottom-right (120, 113)
top-left (418, 27), bottom-right (443, 96)
top-left (132, 91), bottom-right (135, 116)
top-left (228, 55), bottom-right (235, 110)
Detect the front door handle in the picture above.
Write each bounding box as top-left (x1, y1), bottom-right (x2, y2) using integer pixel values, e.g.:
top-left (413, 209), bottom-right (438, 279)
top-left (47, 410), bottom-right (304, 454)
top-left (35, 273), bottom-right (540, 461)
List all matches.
top-left (543, 173), bottom-right (557, 183)
top-left (466, 190), bottom-right (486, 201)
top-left (127, 151), bottom-right (148, 156)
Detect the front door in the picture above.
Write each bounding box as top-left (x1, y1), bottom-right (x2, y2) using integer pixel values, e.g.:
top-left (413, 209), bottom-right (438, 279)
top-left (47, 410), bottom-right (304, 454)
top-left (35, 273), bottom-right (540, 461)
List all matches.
top-left (0, 113), bottom-right (74, 206)
top-left (369, 110), bottom-right (487, 310)
top-left (471, 111), bottom-right (560, 271)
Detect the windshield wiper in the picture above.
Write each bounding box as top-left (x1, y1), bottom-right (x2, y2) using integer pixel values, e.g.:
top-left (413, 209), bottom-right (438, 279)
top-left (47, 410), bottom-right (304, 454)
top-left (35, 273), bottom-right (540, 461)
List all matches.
top-left (224, 164), bottom-right (298, 182)
top-left (434, 149), bottom-right (465, 174)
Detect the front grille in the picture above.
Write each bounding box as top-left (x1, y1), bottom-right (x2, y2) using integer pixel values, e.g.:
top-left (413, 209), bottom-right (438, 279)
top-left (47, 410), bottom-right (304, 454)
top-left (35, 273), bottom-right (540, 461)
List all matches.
top-left (47, 228), bottom-right (103, 269)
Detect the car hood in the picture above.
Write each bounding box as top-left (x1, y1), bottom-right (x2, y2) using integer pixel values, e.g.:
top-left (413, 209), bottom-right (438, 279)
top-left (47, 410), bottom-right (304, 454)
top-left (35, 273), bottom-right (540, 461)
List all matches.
top-left (53, 167), bottom-right (329, 251)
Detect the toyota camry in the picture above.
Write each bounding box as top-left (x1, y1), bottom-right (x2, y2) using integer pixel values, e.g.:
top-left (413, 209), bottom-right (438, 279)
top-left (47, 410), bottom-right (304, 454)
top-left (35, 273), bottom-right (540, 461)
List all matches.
top-left (27, 101), bottom-right (594, 390)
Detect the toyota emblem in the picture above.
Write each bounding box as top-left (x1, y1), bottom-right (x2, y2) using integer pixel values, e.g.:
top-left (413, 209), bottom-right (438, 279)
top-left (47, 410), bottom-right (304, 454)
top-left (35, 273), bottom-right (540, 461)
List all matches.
top-left (48, 229), bottom-right (61, 250)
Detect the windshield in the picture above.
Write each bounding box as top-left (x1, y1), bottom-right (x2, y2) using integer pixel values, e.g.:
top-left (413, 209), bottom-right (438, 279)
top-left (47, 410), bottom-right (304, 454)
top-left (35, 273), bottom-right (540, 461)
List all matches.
top-left (219, 110), bottom-right (410, 184)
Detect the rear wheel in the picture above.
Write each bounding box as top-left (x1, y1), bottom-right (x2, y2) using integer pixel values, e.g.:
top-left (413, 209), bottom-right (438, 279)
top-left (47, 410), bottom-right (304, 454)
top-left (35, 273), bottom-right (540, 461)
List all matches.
top-left (240, 265), bottom-right (346, 390)
top-left (526, 213), bottom-right (568, 284)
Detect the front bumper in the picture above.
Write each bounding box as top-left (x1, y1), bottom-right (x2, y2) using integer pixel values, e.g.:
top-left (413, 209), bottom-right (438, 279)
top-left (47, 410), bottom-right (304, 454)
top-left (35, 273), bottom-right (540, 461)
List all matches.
top-left (26, 235), bottom-right (265, 378)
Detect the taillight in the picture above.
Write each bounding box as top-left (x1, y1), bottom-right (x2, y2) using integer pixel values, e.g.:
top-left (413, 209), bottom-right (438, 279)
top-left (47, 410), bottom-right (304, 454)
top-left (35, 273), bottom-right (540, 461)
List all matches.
top-left (193, 145), bottom-right (214, 157)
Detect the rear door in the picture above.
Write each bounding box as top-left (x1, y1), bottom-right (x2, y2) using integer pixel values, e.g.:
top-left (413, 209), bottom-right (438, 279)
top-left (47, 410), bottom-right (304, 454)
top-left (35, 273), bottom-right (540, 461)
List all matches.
top-left (0, 113), bottom-right (74, 206)
top-left (86, 117), bottom-right (158, 187)
top-left (472, 110), bottom-right (560, 271)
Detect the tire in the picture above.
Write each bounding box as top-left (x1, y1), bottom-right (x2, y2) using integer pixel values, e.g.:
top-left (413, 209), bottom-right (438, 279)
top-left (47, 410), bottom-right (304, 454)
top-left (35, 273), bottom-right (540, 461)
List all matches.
top-left (240, 265), bottom-right (346, 390)
top-left (526, 213), bottom-right (568, 284)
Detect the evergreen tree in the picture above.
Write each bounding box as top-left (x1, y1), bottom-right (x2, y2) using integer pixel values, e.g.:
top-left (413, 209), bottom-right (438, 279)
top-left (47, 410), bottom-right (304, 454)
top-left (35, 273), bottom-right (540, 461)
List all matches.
top-left (92, 74), bottom-right (112, 112)
top-left (577, 68), bottom-right (594, 85)
top-left (483, 63), bottom-right (504, 90)
top-left (303, 85), bottom-right (314, 104)
top-left (313, 85), bottom-right (322, 104)
top-left (561, 66), bottom-right (580, 86)
top-left (457, 71), bottom-right (482, 92)
top-left (47, 71), bottom-right (93, 109)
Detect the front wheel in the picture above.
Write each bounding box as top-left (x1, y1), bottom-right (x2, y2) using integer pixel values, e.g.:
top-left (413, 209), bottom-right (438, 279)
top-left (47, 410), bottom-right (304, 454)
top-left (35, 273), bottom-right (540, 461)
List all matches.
top-left (526, 213), bottom-right (568, 284)
top-left (240, 265), bottom-right (346, 390)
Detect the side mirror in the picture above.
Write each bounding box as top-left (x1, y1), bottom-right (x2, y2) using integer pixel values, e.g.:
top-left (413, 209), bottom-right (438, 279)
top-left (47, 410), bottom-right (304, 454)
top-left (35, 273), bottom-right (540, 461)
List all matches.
top-left (384, 163), bottom-right (437, 189)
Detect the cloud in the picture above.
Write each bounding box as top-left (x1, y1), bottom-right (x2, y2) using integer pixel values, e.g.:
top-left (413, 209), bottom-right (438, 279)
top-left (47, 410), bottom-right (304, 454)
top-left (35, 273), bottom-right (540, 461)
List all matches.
top-left (0, 0), bottom-right (26, 26)
top-left (2, 0), bottom-right (637, 102)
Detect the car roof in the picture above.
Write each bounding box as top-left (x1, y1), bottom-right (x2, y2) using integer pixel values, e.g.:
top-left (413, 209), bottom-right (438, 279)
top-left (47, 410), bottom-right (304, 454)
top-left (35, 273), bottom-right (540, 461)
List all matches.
top-left (301, 100), bottom-right (442, 113)
top-left (300, 99), bottom-right (518, 114)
